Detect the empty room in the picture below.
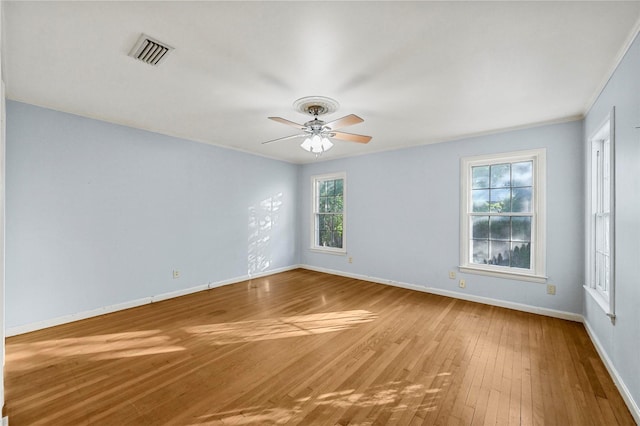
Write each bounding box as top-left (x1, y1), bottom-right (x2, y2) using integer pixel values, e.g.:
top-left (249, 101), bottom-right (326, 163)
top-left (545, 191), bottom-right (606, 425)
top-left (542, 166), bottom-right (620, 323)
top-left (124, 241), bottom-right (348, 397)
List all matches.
top-left (0, 1), bottom-right (639, 425)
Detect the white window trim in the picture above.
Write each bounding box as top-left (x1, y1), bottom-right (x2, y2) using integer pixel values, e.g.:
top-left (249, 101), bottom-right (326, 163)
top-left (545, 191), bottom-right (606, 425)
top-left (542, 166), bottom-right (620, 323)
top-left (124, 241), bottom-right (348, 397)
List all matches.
top-left (585, 108), bottom-right (615, 320)
top-left (459, 148), bottom-right (547, 282)
top-left (310, 172), bottom-right (347, 255)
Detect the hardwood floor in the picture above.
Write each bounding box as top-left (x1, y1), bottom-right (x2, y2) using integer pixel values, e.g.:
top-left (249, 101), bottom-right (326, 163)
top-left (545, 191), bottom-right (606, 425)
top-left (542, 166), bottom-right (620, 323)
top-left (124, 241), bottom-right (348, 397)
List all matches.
top-left (5, 269), bottom-right (635, 425)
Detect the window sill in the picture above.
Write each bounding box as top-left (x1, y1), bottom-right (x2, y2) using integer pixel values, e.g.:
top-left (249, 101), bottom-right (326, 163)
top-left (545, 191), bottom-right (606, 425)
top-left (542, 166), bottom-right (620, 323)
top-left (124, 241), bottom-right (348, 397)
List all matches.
top-left (584, 285), bottom-right (612, 316)
top-left (310, 247), bottom-right (347, 256)
top-left (458, 265), bottom-right (547, 283)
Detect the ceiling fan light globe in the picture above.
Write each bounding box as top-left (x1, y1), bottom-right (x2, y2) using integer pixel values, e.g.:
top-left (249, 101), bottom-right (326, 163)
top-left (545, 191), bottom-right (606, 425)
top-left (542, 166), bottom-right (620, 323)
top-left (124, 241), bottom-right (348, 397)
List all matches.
top-left (321, 137), bottom-right (333, 151)
top-left (300, 138), bottom-right (312, 152)
top-left (310, 134), bottom-right (324, 152)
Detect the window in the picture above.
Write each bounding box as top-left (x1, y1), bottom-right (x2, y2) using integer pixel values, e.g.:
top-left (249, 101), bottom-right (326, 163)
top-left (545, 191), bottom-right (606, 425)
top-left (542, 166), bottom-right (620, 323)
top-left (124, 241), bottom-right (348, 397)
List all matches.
top-left (460, 149), bottom-right (546, 282)
top-left (311, 173), bottom-right (346, 253)
top-left (586, 110), bottom-right (615, 318)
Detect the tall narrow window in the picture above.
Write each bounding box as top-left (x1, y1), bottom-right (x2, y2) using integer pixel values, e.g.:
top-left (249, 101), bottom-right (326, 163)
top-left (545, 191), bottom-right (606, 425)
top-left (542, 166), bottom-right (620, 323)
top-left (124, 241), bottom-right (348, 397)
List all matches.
top-left (460, 149), bottom-right (546, 282)
top-left (586, 110), bottom-right (615, 318)
top-left (311, 173), bottom-right (346, 253)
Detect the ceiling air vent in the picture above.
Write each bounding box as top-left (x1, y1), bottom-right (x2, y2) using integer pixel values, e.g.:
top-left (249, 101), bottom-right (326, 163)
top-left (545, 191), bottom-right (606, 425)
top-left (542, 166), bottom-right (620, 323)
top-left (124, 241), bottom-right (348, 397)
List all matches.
top-left (129, 34), bottom-right (173, 66)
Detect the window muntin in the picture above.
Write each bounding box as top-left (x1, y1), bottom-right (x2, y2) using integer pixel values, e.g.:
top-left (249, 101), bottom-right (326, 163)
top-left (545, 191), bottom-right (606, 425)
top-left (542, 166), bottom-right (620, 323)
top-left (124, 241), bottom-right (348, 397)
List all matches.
top-left (460, 149), bottom-right (546, 281)
top-left (312, 173), bottom-right (346, 253)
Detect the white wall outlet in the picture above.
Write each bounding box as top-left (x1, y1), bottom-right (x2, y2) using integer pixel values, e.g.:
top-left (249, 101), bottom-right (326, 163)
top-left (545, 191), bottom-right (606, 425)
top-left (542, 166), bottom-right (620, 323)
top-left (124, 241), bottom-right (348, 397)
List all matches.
top-left (459, 279), bottom-right (466, 288)
top-left (172, 270), bottom-right (180, 279)
top-left (449, 271), bottom-right (456, 279)
top-left (547, 284), bottom-right (556, 295)
top-left (348, 257), bottom-right (353, 264)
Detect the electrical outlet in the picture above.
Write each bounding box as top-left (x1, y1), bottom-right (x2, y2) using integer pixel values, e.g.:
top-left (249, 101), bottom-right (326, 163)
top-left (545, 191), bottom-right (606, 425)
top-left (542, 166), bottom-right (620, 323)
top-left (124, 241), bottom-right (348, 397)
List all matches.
top-left (547, 284), bottom-right (556, 295)
top-left (348, 257), bottom-right (353, 264)
top-left (172, 270), bottom-right (180, 279)
top-left (459, 279), bottom-right (466, 288)
top-left (449, 271), bottom-right (456, 279)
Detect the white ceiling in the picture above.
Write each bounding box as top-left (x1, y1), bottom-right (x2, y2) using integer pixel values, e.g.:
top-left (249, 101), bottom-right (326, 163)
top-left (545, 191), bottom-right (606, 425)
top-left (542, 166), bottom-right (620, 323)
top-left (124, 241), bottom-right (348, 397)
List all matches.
top-left (4, 1), bottom-right (640, 164)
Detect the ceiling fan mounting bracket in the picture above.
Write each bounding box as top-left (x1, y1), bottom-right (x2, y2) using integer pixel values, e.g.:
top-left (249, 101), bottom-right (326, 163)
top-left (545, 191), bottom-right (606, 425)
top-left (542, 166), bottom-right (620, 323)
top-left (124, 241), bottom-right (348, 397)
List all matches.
top-left (293, 96), bottom-right (339, 116)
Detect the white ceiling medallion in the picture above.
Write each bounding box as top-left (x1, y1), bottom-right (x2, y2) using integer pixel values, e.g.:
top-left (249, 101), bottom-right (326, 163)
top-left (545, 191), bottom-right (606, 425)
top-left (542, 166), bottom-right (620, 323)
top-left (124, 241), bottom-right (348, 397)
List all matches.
top-left (293, 96), bottom-right (339, 116)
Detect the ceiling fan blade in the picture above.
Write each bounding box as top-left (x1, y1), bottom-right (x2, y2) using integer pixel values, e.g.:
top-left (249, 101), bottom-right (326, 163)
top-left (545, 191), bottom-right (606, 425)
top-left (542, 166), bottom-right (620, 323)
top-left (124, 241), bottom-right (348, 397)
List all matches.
top-left (331, 131), bottom-right (372, 144)
top-left (324, 114), bottom-right (364, 130)
top-left (268, 117), bottom-right (306, 130)
top-left (261, 134), bottom-right (305, 145)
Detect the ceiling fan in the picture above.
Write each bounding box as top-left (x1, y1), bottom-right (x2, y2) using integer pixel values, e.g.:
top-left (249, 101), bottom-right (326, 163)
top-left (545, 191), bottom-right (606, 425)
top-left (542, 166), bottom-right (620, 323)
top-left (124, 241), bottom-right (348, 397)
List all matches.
top-left (263, 96), bottom-right (372, 156)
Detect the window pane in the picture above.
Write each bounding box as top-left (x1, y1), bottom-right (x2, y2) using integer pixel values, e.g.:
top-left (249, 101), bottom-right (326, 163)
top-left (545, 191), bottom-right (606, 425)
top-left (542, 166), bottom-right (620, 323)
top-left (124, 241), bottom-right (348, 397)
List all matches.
top-left (512, 161), bottom-right (533, 187)
top-left (472, 166), bottom-right (490, 189)
top-left (489, 241), bottom-right (510, 266)
top-left (602, 140), bottom-right (610, 212)
top-left (333, 215), bottom-right (343, 233)
top-left (472, 239), bottom-right (489, 264)
top-left (490, 164), bottom-right (511, 188)
top-left (603, 214), bottom-right (610, 253)
top-left (335, 179), bottom-right (344, 196)
top-left (319, 230), bottom-right (331, 247)
top-left (318, 196), bottom-right (327, 213)
top-left (319, 181), bottom-right (328, 196)
top-left (331, 231), bottom-right (343, 249)
top-left (604, 254), bottom-right (610, 291)
top-left (512, 187), bottom-right (532, 213)
top-left (490, 216), bottom-right (510, 240)
top-left (490, 189), bottom-right (511, 212)
top-left (327, 195), bottom-right (343, 213)
top-left (472, 189), bottom-right (489, 212)
top-left (317, 214), bottom-right (331, 232)
top-left (595, 214), bottom-right (604, 252)
top-left (511, 217), bottom-right (531, 241)
top-left (325, 180), bottom-right (335, 196)
top-left (472, 216), bottom-right (489, 239)
top-left (511, 242), bottom-right (531, 269)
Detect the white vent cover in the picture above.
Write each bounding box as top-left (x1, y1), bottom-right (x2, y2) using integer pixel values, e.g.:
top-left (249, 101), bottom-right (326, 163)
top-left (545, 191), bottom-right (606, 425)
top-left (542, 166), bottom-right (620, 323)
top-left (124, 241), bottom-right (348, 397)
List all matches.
top-left (129, 34), bottom-right (173, 66)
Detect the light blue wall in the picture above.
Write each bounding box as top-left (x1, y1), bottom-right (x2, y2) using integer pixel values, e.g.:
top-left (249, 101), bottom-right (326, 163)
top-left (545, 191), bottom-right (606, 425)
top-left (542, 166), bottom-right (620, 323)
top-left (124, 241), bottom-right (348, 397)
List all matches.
top-left (5, 101), bottom-right (299, 328)
top-left (300, 120), bottom-right (584, 314)
top-left (583, 33), bottom-right (640, 417)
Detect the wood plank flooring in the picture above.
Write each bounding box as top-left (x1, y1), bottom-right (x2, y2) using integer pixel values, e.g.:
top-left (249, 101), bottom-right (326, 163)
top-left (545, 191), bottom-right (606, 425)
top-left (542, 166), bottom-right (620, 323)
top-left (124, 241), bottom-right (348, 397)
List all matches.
top-left (5, 269), bottom-right (636, 425)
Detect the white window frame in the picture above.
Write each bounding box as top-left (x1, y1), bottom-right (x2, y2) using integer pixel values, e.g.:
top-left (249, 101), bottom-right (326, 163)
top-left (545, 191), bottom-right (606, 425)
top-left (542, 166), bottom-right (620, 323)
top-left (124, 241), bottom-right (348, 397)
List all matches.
top-left (585, 109), bottom-right (615, 320)
top-left (310, 172), bottom-right (346, 255)
top-left (459, 149), bottom-right (547, 282)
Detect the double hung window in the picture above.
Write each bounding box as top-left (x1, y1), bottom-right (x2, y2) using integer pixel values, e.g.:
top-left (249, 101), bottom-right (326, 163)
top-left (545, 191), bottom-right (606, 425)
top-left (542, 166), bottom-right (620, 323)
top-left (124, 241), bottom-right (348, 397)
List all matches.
top-left (460, 149), bottom-right (546, 281)
top-left (311, 173), bottom-right (346, 253)
top-left (586, 112), bottom-right (615, 317)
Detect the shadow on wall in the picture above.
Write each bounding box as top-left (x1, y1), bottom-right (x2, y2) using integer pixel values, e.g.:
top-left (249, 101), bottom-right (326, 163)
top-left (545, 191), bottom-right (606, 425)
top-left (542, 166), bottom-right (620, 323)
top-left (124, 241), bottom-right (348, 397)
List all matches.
top-left (247, 193), bottom-right (283, 276)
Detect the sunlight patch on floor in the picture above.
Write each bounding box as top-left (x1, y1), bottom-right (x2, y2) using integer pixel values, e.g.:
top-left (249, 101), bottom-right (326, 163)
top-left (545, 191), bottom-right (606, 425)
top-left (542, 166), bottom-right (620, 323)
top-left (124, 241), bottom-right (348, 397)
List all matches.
top-left (188, 380), bottom-right (442, 425)
top-left (183, 310), bottom-right (378, 345)
top-left (7, 330), bottom-right (185, 367)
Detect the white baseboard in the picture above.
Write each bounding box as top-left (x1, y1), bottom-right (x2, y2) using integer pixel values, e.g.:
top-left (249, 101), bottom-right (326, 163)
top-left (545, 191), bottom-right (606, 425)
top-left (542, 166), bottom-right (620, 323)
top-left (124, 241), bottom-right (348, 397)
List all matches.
top-left (300, 264), bottom-right (583, 322)
top-left (6, 265), bottom-right (299, 337)
top-left (582, 319), bottom-right (640, 424)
